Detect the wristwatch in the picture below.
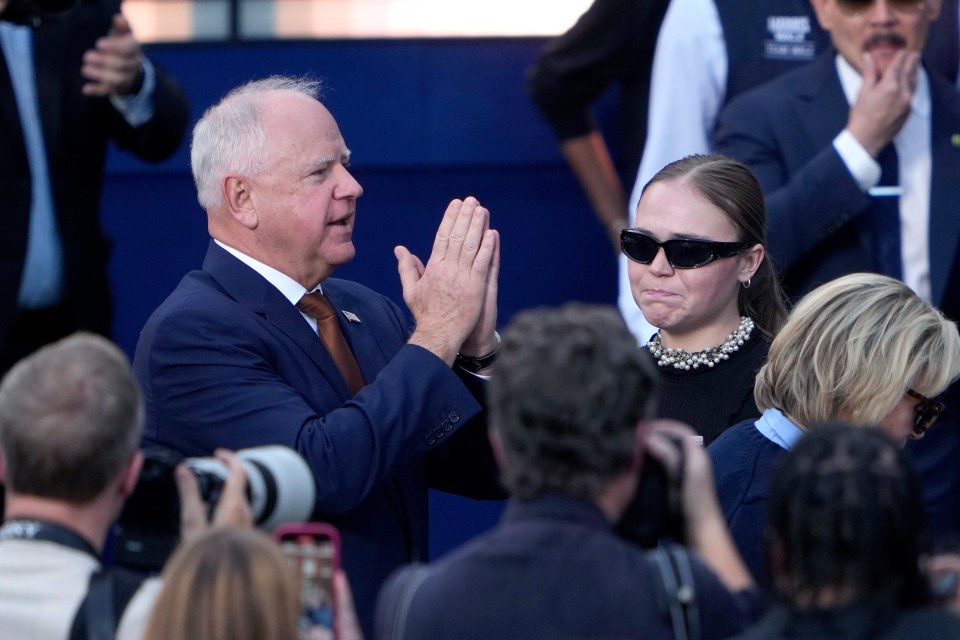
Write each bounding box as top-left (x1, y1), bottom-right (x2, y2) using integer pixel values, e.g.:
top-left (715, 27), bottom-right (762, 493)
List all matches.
top-left (454, 349), bottom-right (498, 373)
top-left (454, 332), bottom-right (500, 372)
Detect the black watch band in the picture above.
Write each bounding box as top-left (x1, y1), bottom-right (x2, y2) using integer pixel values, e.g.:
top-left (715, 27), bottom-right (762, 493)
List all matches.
top-left (455, 349), bottom-right (498, 372)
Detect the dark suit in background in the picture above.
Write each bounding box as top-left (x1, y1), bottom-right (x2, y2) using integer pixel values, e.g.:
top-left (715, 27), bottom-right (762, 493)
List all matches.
top-left (391, 495), bottom-right (757, 640)
top-left (715, 52), bottom-right (960, 303)
top-left (0, 0), bottom-right (189, 370)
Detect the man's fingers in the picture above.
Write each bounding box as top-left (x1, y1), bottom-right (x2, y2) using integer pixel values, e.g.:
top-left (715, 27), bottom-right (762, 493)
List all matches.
top-left (447, 196), bottom-right (480, 263)
top-left (861, 52), bottom-right (878, 85)
top-left (485, 229), bottom-right (500, 287)
top-left (81, 49), bottom-right (139, 95)
top-left (430, 198), bottom-right (463, 260)
top-left (471, 227), bottom-right (497, 279)
top-left (395, 245), bottom-right (420, 292)
top-left (458, 203), bottom-right (489, 270)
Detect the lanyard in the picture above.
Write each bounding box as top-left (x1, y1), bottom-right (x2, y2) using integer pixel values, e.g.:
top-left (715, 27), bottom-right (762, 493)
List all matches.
top-left (0, 519), bottom-right (100, 560)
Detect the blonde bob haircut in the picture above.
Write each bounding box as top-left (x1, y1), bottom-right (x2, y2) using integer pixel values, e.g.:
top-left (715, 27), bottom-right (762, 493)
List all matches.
top-left (754, 273), bottom-right (960, 429)
top-left (143, 527), bottom-right (299, 640)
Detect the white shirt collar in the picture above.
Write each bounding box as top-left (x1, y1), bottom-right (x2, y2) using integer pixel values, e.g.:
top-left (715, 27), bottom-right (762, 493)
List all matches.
top-left (835, 53), bottom-right (930, 117)
top-left (214, 239), bottom-right (319, 305)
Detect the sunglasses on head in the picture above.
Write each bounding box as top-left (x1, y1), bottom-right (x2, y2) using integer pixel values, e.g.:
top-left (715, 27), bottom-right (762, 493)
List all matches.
top-left (620, 229), bottom-right (750, 269)
top-left (906, 388), bottom-right (944, 436)
top-left (836, 0), bottom-right (924, 14)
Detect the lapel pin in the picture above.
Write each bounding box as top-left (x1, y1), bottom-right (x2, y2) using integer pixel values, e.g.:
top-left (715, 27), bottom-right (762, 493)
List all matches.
top-left (342, 310), bottom-right (362, 324)
top-left (951, 134), bottom-right (960, 148)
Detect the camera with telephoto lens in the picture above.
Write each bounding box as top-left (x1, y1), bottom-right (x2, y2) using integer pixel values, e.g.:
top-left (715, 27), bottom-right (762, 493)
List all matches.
top-left (0, 0), bottom-right (80, 25)
top-left (113, 445), bottom-right (317, 572)
top-left (615, 434), bottom-right (687, 549)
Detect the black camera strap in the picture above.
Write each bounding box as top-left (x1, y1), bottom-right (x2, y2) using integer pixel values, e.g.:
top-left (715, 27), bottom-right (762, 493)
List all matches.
top-left (0, 519), bottom-right (100, 559)
top-left (0, 519), bottom-right (146, 640)
top-left (648, 543), bottom-right (700, 640)
top-left (69, 567), bottom-right (148, 640)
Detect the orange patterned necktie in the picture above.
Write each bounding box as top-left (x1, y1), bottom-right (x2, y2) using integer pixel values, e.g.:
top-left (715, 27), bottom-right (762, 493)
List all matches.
top-left (298, 292), bottom-right (365, 395)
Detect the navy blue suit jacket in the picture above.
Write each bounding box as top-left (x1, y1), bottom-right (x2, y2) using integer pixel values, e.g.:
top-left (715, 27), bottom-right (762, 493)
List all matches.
top-left (133, 241), bottom-right (502, 634)
top-left (715, 53), bottom-right (960, 540)
top-left (381, 495), bottom-right (759, 640)
top-left (715, 50), bottom-right (960, 305)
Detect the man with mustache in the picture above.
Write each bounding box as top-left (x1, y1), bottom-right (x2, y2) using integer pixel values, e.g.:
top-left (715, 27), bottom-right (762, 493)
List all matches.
top-left (714, 0), bottom-right (960, 543)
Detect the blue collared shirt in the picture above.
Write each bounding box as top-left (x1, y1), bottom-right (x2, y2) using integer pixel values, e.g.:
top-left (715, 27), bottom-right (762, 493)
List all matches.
top-left (753, 407), bottom-right (805, 450)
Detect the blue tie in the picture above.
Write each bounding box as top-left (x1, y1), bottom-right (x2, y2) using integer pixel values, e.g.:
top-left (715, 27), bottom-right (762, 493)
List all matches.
top-left (870, 144), bottom-right (902, 280)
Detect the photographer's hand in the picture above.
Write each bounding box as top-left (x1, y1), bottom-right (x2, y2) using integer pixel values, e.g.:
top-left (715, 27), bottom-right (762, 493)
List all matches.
top-left (646, 421), bottom-right (754, 592)
top-left (175, 449), bottom-right (252, 542)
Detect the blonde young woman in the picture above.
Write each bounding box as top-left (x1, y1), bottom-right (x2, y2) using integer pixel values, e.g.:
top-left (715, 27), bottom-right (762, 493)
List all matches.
top-left (623, 154), bottom-right (787, 444)
top-left (708, 273), bottom-right (960, 580)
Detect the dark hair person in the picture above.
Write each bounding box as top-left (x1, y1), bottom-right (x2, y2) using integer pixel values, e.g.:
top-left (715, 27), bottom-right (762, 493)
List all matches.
top-left (623, 154), bottom-right (787, 444)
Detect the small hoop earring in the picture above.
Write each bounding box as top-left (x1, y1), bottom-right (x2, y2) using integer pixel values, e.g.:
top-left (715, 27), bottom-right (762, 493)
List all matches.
top-left (742, 278), bottom-right (751, 289)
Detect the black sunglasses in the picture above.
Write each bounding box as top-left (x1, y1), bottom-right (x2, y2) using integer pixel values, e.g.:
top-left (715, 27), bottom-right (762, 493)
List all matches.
top-left (837, 0), bottom-right (924, 14)
top-left (906, 388), bottom-right (944, 436)
top-left (620, 229), bottom-right (751, 269)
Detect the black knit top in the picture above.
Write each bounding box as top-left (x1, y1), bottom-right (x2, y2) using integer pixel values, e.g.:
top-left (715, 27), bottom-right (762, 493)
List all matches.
top-left (647, 332), bottom-right (769, 446)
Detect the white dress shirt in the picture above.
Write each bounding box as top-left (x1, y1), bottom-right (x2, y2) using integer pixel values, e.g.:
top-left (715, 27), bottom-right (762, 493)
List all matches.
top-left (214, 240), bottom-right (323, 334)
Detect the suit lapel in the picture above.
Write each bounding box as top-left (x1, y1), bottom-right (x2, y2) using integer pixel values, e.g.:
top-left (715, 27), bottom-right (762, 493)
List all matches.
top-left (795, 53), bottom-right (853, 158)
top-left (928, 76), bottom-right (960, 307)
top-left (0, 45), bottom-right (25, 154)
top-left (201, 242), bottom-right (351, 398)
top-left (32, 20), bottom-right (68, 168)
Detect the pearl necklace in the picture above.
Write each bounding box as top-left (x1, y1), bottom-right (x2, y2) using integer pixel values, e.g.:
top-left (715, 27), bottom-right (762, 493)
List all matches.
top-left (648, 316), bottom-right (755, 370)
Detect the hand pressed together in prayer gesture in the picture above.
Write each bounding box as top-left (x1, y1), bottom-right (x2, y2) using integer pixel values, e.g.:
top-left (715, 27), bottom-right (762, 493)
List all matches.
top-left (395, 197), bottom-right (500, 365)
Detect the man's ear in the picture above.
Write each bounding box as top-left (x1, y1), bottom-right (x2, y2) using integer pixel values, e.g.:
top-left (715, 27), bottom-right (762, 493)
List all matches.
top-left (119, 451), bottom-right (144, 498)
top-left (0, 451), bottom-right (7, 487)
top-left (223, 176), bottom-right (258, 229)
